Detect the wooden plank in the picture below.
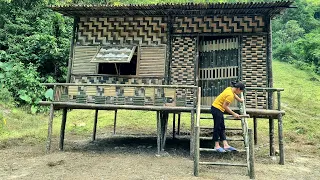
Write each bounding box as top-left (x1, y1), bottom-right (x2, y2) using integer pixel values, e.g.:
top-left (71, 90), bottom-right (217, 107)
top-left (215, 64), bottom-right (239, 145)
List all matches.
top-left (199, 162), bottom-right (247, 167)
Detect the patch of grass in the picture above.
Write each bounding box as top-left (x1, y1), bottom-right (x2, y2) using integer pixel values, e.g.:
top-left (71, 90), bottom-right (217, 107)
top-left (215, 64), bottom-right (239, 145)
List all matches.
top-left (273, 60), bottom-right (320, 144)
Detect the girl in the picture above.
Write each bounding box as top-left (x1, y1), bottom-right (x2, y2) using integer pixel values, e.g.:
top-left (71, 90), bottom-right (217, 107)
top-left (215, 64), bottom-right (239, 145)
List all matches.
top-left (211, 81), bottom-right (245, 152)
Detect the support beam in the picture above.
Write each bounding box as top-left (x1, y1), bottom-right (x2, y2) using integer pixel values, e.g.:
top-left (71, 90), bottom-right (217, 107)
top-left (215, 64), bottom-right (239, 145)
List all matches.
top-left (177, 113), bottom-right (181, 135)
top-left (278, 113), bottom-right (284, 165)
top-left (190, 110), bottom-right (195, 157)
top-left (46, 104), bottom-right (54, 153)
top-left (253, 117), bottom-right (258, 145)
top-left (161, 111), bottom-right (169, 151)
top-left (248, 129), bottom-right (255, 179)
top-left (113, 110), bottom-right (118, 135)
top-left (269, 118), bottom-right (275, 156)
top-left (59, 108), bottom-right (67, 150)
top-left (156, 111), bottom-right (161, 155)
top-left (173, 113), bottom-right (176, 139)
top-left (92, 109), bottom-right (98, 141)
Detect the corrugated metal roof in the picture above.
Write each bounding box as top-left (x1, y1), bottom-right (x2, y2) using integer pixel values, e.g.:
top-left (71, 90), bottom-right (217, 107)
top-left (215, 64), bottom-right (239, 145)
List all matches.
top-left (49, 1), bottom-right (294, 17)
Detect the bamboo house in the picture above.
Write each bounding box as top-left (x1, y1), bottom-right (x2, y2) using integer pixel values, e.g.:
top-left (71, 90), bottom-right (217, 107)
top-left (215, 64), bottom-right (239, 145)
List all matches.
top-left (41, 1), bottom-right (293, 167)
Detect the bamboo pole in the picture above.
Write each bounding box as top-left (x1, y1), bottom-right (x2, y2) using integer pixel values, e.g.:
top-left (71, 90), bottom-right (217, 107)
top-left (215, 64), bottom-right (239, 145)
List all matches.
top-left (92, 109), bottom-right (98, 141)
top-left (194, 87), bottom-right (201, 176)
top-left (46, 103), bottom-right (54, 153)
top-left (59, 108), bottom-right (67, 150)
top-left (177, 113), bottom-right (181, 135)
top-left (253, 117), bottom-right (257, 145)
top-left (269, 118), bottom-right (275, 156)
top-left (173, 113), bottom-right (176, 139)
top-left (248, 129), bottom-right (255, 179)
top-left (278, 113), bottom-right (284, 165)
top-left (161, 112), bottom-right (169, 151)
top-left (157, 111), bottom-right (161, 155)
top-left (113, 110), bottom-right (118, 135)
top-left (66, 17), bottom-right (78, 83)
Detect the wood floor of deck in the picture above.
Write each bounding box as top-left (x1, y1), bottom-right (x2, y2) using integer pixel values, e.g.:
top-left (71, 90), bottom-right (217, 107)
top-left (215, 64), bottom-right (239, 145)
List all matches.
top-left (40, 101), bottom-right (285, 118)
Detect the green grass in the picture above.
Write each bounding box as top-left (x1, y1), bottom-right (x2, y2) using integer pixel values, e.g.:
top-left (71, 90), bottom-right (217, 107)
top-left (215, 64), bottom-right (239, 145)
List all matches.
top-left (1, 60), bottom-right (319, 150)
top-left (273, 60), bottom-right (320, 144)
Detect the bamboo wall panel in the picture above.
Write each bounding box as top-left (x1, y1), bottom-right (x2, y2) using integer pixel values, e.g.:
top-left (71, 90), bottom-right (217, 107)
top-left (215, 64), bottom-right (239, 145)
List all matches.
top-left (77, 17), bottom-right (167, 45)
top-left (138, 46), bottom-right (166, 77)
top-left (242, 35), bottom-right (267, 109)
top-left (72, 46), bottom-right (98, 74)
top-left (173, 16), bottom-right (265, 33)
top-left (170, 37), bottom-right (196, 106)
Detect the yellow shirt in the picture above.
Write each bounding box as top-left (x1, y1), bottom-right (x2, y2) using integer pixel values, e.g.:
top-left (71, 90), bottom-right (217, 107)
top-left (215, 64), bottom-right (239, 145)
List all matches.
top-left (212, 87), bottom-right (235, 112)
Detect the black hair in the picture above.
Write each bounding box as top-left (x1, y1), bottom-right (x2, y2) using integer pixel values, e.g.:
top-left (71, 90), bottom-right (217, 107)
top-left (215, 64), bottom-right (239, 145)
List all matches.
top-left (231, 81), bottom-right (245, 90)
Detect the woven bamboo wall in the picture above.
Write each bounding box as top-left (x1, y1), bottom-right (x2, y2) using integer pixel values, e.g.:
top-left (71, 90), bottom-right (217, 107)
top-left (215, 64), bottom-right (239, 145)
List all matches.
top-left (170, 37), bottom-right (196, 106)
top-left (77, 17), bottom-right (167, 45)
top-left (173, 16), bottom-right (265, 33)
top-left (241, 35), bottom-right (268, 109)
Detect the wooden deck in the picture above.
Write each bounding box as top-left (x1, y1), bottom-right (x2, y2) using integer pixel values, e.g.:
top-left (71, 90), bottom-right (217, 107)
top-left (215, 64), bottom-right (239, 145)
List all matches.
top-left (40, 101), bottom-right (285, 165)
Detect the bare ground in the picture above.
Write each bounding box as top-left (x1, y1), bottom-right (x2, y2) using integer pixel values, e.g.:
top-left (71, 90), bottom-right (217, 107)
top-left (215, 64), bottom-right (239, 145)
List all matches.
top-left (0, 134), bottom-right (320, 180)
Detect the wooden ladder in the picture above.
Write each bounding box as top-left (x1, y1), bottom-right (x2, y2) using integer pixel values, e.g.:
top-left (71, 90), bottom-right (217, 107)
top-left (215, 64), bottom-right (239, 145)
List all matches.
top-left (194, 88), bottom-right (255, 179)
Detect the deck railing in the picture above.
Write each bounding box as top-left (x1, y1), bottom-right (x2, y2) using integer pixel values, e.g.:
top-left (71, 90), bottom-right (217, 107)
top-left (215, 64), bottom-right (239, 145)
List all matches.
top-left (42, 83), bottom-right (198, 108)
top-left (245, 87), bottom-right (284, 110)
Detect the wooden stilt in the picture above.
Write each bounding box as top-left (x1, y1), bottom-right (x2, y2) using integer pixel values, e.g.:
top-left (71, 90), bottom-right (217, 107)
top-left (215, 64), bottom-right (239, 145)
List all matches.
top-left (269, 118), bottom-right (275, 156)
top-left (59, 108), bottom-right (67, 151)
top-left (161, 112), bottom-right (169, 151)
top-left (173, 113), bottom-right (176, 139)
top-left (157, 111), bottom-right (161, 155)
top-left (92, 109), bottom-right (98, 141)
top-left (46, 104), bottom-right (54, 153)
top-left (248, 129), bottom-right (255, 179)
top-left (190, 110), bottom-right (195, 157)
top-left (113, 109), bottom-right (118, 135)
top-left (253, 117), bottom-right (257, 145)
top-left (177, 113), bottom-right (181, 135)
top-left (278, 113), bottom-right (284, 165)
top-left (194, 126), bottom-right (200, 176)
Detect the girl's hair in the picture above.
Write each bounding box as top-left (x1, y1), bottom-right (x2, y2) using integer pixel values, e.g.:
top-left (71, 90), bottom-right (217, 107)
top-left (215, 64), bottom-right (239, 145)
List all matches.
top-left (231, 81), bottom-right (245, 90)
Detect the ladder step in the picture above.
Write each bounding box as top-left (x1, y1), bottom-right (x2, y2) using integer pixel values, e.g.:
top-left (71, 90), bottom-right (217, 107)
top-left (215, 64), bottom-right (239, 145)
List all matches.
top-left (199, 162), bottom-right (247, 167)
top-left (199, 148), bottom-right (246, 152)
top-left (199, 126), bottom-right (242, 131)
top-left (199, 137), bottom-right (244, 141)
top-left (200, 115), bottom-right (249, 120)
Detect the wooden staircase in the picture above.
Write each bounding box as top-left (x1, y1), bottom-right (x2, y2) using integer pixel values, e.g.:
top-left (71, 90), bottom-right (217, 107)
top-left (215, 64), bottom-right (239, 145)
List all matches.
top-left (193, 88), bottom-right (255, 179)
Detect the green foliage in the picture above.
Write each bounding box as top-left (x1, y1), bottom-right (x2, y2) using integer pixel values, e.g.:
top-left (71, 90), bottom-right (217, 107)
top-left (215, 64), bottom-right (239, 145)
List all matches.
top-left (272, 0), bottom-right (320, 74)
top-left (0, 61), bottom-right (44, 106)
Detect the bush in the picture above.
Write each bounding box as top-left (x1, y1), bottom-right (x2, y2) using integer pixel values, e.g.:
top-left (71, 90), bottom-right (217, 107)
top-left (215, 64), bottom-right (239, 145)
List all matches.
top-left (0, 86), bottom-right (14, 105)
top-left (0, 61), bottom-right (44, 112)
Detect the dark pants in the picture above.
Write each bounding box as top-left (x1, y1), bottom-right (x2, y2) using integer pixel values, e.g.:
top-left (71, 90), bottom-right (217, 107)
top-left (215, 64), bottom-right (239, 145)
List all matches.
top-left (211, 106), bottom-right (226, 142)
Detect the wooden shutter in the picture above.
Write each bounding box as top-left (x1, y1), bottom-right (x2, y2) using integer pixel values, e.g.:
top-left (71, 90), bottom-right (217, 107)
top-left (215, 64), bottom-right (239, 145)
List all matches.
top-left (72, 46), bottom-right (98, 74)
top-left (137, 45), bottom-right (166, 77)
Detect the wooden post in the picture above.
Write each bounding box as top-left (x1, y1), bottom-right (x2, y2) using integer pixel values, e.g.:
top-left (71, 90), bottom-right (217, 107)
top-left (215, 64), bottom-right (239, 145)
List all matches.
top-left (278, 113), bottom-right (284, 165)
top-left (248, 129), bottom-right (255, 179)
top-left (66, 17), bottom-right (78, 83)
top-left (161, 111), bottom-right (169, 151)
top-left (113, 109), bottom-right (118, 135)
top-left (59, 108), bottom-right (67, 150)
top-left (269, 118), bottom-right (275, 156)
top-left (194, 87), bottom-right (201, 176)
top-left (194, 126), bottom-right (200, 176)
top-left (177, 113), bottom-right (181, 135)
top-left (253, 117), bottom-right (257, 145)
top-left (190, 109), bottom-right (195, 156)
top-left (157, 111), bottom-right (161, 155)
top-left (173, 113), bottom-right (176, 139)
top-left (92, 109), bottom-right (98, 141)
top-left (46, 103), bottom-right (54, 153)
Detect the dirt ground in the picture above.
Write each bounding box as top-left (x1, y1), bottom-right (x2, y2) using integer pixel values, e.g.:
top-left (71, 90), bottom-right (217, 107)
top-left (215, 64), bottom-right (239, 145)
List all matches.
top-left (0, 134), bottom-right (320, 180)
